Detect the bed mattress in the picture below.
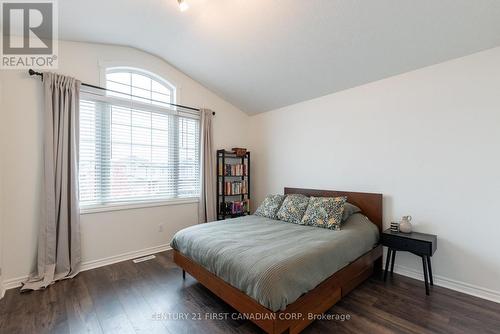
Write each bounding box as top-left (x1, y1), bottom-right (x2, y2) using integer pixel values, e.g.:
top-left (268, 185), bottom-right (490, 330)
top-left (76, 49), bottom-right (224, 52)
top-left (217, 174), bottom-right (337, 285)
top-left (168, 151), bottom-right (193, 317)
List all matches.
top-left (170, 213), bottom-right (379, 312)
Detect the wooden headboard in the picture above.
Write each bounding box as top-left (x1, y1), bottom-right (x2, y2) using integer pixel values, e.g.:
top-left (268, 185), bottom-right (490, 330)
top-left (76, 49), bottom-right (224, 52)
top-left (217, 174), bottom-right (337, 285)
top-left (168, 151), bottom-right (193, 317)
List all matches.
top-left (284, 187), bottom-right (383, 233)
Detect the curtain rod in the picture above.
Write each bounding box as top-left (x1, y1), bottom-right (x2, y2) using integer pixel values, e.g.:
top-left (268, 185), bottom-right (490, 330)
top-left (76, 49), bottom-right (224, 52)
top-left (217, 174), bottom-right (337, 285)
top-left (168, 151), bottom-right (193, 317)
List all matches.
top-left (28, 69), bottom-right (215, 115)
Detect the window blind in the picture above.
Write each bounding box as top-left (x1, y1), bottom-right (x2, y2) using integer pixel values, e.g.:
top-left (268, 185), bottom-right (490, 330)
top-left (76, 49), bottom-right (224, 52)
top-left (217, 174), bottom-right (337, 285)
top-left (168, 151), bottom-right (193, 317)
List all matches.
top-left (79, 93), bottom-right (200, 207)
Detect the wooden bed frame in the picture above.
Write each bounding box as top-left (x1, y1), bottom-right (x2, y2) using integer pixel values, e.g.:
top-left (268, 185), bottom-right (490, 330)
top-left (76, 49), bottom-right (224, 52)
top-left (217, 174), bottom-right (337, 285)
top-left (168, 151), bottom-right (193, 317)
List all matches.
top-left (174, 187), bottom-right (383, 334)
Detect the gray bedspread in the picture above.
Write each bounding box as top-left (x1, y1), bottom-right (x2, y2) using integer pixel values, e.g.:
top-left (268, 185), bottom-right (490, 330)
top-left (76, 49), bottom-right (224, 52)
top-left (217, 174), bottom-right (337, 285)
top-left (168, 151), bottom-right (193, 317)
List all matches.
top-left (170, 213), bottom-right (379, 311)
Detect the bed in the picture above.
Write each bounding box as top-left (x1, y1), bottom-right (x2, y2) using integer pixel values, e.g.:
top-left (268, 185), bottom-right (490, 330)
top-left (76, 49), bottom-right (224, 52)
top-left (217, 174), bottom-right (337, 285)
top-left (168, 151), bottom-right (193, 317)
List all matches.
top-left (172, 187), bottom-right (383, 334)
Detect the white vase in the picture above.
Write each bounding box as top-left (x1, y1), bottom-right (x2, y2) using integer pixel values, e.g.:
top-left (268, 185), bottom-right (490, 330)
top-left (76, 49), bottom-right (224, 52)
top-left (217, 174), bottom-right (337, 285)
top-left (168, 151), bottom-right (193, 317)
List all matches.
top-left (399, 215), bottom-right (412, 233)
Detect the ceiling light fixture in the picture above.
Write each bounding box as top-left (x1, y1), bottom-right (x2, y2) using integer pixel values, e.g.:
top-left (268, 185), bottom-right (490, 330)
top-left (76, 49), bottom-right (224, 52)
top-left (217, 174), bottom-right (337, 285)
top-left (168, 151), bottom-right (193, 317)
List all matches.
top-left (178, 0), bottom-right (189, 12)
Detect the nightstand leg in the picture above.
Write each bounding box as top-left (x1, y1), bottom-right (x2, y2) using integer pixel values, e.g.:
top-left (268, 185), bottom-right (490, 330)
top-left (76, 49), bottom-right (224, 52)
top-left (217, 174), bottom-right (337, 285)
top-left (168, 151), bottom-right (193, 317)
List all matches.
top-left (422, 256), bottom-right (430, 295)
top-left (384, 248), bottom-right (392, 281)
top-left (390, 250), bottom-right (396, 275)
top-left (427, 256), bottom-right (433, 286)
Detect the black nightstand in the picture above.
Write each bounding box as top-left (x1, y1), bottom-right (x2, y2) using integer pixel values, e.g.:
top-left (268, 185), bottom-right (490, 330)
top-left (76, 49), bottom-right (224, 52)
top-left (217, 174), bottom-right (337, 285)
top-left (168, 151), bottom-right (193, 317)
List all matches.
top-left (381, 229), bottom-right (437, 295)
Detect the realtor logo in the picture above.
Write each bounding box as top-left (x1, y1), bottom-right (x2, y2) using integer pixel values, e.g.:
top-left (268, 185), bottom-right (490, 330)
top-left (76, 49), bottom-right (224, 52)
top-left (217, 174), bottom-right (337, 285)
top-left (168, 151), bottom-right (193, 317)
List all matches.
top-left (1, 0), bottom-right (58, 69)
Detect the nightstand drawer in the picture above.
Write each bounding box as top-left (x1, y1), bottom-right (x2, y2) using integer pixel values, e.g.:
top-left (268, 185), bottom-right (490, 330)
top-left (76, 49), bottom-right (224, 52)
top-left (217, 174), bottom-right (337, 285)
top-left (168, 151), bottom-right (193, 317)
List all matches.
top-left (381, 234), bottom-right (432, 255)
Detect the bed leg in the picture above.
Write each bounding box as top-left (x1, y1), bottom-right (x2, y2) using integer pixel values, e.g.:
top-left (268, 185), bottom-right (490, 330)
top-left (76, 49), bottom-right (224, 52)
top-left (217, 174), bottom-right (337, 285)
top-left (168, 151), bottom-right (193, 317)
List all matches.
top-left (373, 256), bottom-right (383, 278)
top-left (182, 269), bottom-right (186, 280)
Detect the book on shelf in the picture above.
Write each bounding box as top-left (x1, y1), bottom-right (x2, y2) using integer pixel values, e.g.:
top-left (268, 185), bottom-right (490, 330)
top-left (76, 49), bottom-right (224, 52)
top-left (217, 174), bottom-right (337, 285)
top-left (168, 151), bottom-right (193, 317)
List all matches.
top-left (218, 180), bottom-right (248, 196)
top-left (218, 163), bottom-right (247, 176)
top-left (219, 199), bottom-right (250, 216)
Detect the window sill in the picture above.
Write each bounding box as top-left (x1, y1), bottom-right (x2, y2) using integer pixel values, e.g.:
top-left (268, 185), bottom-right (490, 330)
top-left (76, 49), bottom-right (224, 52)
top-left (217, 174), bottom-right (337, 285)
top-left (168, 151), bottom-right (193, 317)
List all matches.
top-left (80, 198), bottom-right (199, 215)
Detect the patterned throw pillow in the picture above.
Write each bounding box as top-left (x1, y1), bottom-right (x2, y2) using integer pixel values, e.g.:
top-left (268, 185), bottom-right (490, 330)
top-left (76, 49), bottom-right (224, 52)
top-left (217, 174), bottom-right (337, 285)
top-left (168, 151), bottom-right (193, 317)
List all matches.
top-left (301, 196), bottom-right (347, 230)
top-left (254, 194), bottom-right (285, 219)
top-left (276, 194), bottom-right (310, 224)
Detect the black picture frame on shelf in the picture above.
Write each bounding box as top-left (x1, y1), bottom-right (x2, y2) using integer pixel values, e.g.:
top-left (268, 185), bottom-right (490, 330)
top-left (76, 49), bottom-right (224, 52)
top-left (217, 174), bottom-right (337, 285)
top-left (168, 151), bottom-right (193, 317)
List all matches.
top-left (216, 149), bottom-right (251, 220)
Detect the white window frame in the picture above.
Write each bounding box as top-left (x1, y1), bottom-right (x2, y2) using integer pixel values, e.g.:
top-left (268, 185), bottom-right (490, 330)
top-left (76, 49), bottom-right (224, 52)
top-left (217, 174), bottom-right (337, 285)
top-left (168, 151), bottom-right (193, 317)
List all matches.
top-left (80, 64), bottom-right (199, 214)
top-left (80, 198), bottom-right (199, 214)
top-left (98, 61), bottom-right (182, 105)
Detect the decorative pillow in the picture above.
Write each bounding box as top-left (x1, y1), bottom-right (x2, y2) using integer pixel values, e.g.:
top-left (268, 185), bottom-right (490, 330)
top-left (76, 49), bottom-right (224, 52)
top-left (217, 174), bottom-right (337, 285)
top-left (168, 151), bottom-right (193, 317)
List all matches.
top-left (276, 194), bottom-right (310, 224)
top-left (342, 202), bottom-right (361, 222)
top-left (301, 196), bottom-right (347, 230)
top-left (254, 194), bottom-right (285, 219)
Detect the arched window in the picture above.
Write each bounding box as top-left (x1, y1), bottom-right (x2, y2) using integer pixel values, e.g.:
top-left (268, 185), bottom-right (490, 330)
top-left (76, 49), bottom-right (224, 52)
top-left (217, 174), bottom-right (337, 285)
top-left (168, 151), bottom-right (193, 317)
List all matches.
top-left (105, 67), bottom-right (176, 106)
top-left (79, 68), bottom-right (200, 209)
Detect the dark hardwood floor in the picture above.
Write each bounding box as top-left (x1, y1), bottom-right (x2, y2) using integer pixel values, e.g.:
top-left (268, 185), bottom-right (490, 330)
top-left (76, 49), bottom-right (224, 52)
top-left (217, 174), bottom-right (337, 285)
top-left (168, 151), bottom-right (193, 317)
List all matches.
top-left (1, 250), bottom-right (499, 334)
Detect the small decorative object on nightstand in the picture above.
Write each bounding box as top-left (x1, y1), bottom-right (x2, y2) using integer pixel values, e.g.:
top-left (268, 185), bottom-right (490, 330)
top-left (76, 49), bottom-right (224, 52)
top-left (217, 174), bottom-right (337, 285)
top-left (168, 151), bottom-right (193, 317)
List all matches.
top-left (398, 215), bottom-right (413, 233)
top-left (390, 221), bottom-right (399, 232)
top-left (381, 229), bottom-right (437, 295)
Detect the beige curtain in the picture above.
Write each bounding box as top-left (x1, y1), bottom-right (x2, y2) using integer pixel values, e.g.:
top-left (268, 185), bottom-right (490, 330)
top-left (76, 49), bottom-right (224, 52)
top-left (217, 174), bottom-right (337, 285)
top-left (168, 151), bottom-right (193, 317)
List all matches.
top-left (22, 72), bottom-right (81, 291)
top-left (198, 109), bottom-right (216, 223)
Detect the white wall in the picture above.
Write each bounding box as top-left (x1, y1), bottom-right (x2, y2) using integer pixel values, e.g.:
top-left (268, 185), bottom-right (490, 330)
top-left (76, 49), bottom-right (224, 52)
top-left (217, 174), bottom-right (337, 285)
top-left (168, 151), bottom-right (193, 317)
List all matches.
top-left (249, 47), bottom-right (500, 302)
top-left (0, 41), bottom-right (250, 284)
top-left (0, 78), bottom-right (4, 298)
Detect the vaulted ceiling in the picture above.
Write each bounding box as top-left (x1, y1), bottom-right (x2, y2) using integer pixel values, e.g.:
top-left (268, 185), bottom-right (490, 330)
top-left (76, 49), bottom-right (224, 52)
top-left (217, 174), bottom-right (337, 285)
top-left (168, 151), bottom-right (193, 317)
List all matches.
top-left (60, 0), bottom-right (500, 114)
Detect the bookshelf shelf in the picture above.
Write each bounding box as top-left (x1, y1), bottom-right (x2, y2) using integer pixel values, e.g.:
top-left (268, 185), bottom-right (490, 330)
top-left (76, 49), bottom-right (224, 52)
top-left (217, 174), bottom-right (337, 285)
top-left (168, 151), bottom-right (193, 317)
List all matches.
top-left (216, 149), bottom-right (250, 220)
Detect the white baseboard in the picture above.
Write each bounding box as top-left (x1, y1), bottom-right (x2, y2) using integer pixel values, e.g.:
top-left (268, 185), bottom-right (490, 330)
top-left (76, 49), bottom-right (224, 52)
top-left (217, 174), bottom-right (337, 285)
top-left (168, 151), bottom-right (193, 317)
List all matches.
top-left (3, 275), bottom-right (23, 290)
top-left (3, 244), bottom-right (172, 291)
top-left (385, 262), bottom-right (500, 304)
top-left (0, 281), bottom-right (5, 299)
top-left (80, 244), bottom-right (171, 272)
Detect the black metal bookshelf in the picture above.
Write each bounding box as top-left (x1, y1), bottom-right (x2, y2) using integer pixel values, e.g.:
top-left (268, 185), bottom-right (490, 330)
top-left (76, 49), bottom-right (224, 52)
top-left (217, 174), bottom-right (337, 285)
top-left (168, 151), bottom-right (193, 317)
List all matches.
top-left (216, 149), bottom-right (250, 220)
